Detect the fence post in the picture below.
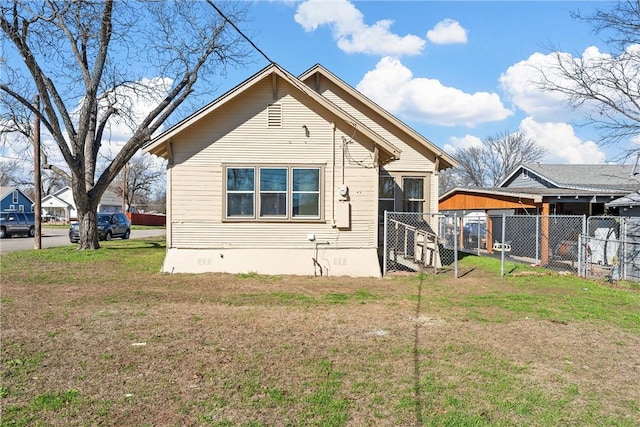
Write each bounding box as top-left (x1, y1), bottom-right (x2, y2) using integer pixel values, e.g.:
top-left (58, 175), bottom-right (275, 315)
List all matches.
top-left (501, 214), bottom-right (506, 277)
top-left (383, 210), bottom-right (388, 276)
top-left (578, 234), bottom-right (583, 278)
top-left (454, 213), bottom-right (458, 278)
top-left (535, 216), bottom-right (540, 266)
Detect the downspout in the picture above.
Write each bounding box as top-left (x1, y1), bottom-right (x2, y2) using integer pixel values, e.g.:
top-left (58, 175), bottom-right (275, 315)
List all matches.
top-left (331, 122), bottom-right (336, 227)
top-left (167, 141), bottom-right (174, 249)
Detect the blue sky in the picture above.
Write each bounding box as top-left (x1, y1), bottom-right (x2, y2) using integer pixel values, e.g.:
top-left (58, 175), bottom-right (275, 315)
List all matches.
top-left (216, 0), bottom-right (638, 165)
top-left (3, 0), bottom-right (637, 174)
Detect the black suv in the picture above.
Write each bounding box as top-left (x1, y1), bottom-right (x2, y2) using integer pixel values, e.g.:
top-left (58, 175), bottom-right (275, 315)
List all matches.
top-left (0, 212), bottom-right (35, 238)
top-left (69, 213), bottom-right (131, 243)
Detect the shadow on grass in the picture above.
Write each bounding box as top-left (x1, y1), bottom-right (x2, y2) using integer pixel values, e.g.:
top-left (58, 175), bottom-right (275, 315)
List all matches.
top-left (413, 272), bottom-right (425, 426)
top-left (100, 240), bottom-right (165, 251)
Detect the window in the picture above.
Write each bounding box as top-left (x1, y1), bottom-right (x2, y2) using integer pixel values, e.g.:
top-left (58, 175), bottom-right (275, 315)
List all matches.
top-left (225, 165), bottom-right (321, 221)
top-left (226, 168), bottom-right (255, 217)
top-left (292, 168), bottom-right (320, 218)
top-left (378, 176), bottom-right (395, 223)
top-left (18, 205), bottom-right (24, 212)
top-left (260, 168), bottom-right (287, 218)
top-left (402, 177), bottom-right (424, 213)
top-left (12, 190), bottom-right (18, 204)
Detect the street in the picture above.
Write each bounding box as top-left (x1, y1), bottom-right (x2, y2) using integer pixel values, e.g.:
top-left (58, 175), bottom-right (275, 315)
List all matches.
top-left (0, 227), bottom-right (165, 254)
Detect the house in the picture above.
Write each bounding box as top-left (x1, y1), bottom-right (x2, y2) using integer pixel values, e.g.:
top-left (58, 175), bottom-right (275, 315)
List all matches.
top-left (41, 186), bottom-right (122, 222)
top-left (606, 190), bottom-right (640, 217)
top-left (439, 163), bottom-right (639, 265)
top-left (0, 186), bottom-right (34, 213)
top-left (440, 163), bottom-right (639, 217)
top-left (143, 63), bottom-right (456, 277)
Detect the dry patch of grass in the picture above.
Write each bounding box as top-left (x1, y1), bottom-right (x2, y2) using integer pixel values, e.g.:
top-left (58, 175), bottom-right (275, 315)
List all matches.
top-left (1, 239), bottom-right (639, 426)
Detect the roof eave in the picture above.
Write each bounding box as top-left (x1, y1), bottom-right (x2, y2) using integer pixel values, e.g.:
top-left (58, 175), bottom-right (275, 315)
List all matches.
top-left (298, 64), bottom-right (455, 170)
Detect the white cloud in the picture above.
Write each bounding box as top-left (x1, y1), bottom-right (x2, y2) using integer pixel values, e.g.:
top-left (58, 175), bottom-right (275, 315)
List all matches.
top-left (500, 45), bottom-right (640, 124)
top-left (294, 0), bottom-right (425, 56)
top-left (518, 117), bottom-right (606, 164)
top-left (443, 134), bottom-right (483, 154)
top-left (499, 52), bottom-right (574, 121)
top-left (100, 77), bottom-right (173, 144)
top-left (426, 19), bottom-right (467, 45)
top-left (357, 57), bottom-right (512, 127)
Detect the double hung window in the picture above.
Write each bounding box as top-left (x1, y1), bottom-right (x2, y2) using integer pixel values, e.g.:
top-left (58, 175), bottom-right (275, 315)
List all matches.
top-left (402, 177), bottom-right (424, 213)
top-left (225, 166), bottom-right (321, 220)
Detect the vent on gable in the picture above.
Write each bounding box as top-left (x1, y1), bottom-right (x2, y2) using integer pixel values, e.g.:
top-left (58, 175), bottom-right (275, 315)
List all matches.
top-left (267, 104), bottom-right (282, 127)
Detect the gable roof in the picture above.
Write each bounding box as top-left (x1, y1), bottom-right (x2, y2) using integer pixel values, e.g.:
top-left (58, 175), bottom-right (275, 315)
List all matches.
top-left (42, 193), bottom-right (73, 209)
top-left (42, 186), bottom-right (121, 208)
top-left (144, 63), bottom-right (402, 163)
top-left (298, 64), bottom-right (457, 170)
top-left (1, 186), bottom-right (33, 203)
top-left (501, 163), bottom-right (639, 191)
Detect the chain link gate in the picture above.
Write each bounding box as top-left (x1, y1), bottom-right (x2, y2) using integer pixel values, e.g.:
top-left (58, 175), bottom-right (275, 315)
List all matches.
top-left (382, 211), bottom-right (457, 276)
top-left (580, 216), bottom-right (640, 282)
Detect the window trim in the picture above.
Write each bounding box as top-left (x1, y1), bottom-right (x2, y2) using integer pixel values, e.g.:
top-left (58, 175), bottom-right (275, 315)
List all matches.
top-left (223, 164), bottom-right (324, 222)
top-left (402, 176), bottom-right (426, 213)
top-left (225, 167), bottom-right (256, 219)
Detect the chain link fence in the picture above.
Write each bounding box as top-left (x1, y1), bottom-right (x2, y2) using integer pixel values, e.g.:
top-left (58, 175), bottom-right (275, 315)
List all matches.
top-left (382, 212), bottom-right (456, 276)
top-left (382, 211), bottom-right (640, 282)
top-left (580, 217), bottom-right (640, 281)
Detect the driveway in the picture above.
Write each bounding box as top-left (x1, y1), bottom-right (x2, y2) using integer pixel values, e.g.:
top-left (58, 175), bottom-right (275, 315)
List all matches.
top-left (0, 227), bottom-right (165, 254)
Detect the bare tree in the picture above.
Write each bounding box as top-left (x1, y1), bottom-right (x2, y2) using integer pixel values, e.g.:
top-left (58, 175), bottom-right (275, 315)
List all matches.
top-left (1, 0), bottom-right (251, 249)
top-left (109, 155), bottom-right (165, 212)
top-left (537, 0), bottom-right (640, 147)
top-left (0, 159), bottom-right (28, 186)
top-left (484, 131), bottom-right (547, 185)
top-left (449, 131), bottom-right (546, 189)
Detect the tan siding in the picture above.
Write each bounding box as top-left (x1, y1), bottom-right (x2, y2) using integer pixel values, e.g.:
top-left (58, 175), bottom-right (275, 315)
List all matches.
top-left (314, 81), bottom-right (441, 215)
top-left (168, 77), bottom-right (380, 250)
top-left (319, 87), bottom-right (437, 174)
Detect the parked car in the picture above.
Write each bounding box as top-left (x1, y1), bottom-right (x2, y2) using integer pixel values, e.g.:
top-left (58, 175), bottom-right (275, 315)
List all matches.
top-left (0, 212), bottom-right (35, 238)
top-left (69, 212), bottom-right (131, 243)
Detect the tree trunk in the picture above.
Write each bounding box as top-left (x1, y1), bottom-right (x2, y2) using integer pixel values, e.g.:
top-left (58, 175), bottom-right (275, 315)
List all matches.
top-left (74, 191), bottom-right (101, 250)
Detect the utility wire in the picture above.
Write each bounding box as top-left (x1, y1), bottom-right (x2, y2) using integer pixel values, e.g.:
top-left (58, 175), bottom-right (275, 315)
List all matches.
top-left (207, 1), bottom-right (274, 65)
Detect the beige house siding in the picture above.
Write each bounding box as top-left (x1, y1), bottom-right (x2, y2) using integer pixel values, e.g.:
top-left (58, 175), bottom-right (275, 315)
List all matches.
top-left (311, 82), bottom-right (440, 216)
top-left (166, 76), bottom-right (380, 251)
top-left (146, 64), bottom-right (456, 277)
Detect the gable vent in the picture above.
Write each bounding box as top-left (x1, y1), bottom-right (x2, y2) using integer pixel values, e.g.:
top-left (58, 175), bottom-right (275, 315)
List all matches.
top-left (267, 104), bottom-right (282, 127)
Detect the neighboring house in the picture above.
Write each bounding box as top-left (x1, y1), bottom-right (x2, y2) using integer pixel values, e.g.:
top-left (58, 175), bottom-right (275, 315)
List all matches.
top-left (606, 190), bottom-right (640, 217)
top-left (439, 163), bottom-right (639, 266)
top-left (440, 163), bottom-right (639, 217)
top-left (144, 63), bottom-right (457, 277)
top-left (41, 186), bottom-right (122, 221)
top-left (0, 186), bottom-right (33, 213)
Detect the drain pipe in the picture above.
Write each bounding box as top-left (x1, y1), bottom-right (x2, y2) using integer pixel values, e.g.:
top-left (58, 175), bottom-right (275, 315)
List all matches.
top-left (331, 122), bottom-right (336, 227)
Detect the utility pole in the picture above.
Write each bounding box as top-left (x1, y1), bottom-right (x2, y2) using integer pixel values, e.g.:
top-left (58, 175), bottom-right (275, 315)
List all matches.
top-left (121, 163), bottom-right (128, 213)
top-left (33, 94), bottom-right (42, 249)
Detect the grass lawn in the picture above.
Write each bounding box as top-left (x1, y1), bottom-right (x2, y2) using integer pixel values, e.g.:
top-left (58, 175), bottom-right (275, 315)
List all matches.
top-left (1, 239), bottom-right (639, 426)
